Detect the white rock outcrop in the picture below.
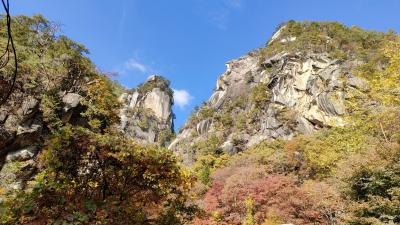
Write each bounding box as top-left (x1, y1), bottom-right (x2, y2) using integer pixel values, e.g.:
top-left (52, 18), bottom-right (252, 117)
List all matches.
top-left (119, 75), bottom-right (174, 145)
top-left (144, 88), bottom-right (171, 121)
top-left (170, 47), bottom-right (370, 164)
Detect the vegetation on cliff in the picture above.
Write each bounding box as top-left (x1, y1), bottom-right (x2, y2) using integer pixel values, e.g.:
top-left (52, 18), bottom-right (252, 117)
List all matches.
top-left (0, 15), bottom-right (195, 224)
top-left (1, 16), bottom-right (400, 225)
top-left (185, 21), bottom-right (400, 225)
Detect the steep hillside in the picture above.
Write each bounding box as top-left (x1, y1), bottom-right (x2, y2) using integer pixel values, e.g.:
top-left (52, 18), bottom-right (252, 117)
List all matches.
top-left (0, 73), bottom-right (175, 201)
top-left (0, 15), bottom-right (175, 200)
top-left (169, 21), bottom-right (390, 165)
top-left (0, 15), bottom-right (193, 224)
top-left (185, 22), bottom-right (400, 225)
top-left (1, 15), bottom-right (400, 225)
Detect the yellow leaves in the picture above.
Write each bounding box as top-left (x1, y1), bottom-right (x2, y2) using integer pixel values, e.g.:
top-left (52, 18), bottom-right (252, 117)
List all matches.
top-left (382, 36), bottom-right (400, 74)
top-left (357, 35), bottom-right (400, 106)
top-left (192, 153), bottom-right (229, 181)
top-left (378, 37), bottom-right (400, 106)
top-left (283, 124), bottom-right (372, 177)
top-left (210, 210), bottom-right (222, 222)
top-left (0, 187), bottom-right (5, 196)
top-left (81, 76), bottom-right (121, 127)
top-left (40, 93), bottom-right (63, 131)
top-left (87, 181), bottom-right (99, 189)
top-left (88, 118), bottom-right (101, 131)
top-left (251, 83), bottom-right (271, 108)
top-left (262, 211), bottom-right (282, 225)
top-left (243, 197), bottom-right (256, 225)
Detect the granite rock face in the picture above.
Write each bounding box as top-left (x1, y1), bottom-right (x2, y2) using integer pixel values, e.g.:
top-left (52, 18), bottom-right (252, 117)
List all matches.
top-left (119, 75), bottom-right (174, 145)
top-left (0, 91), bottom-right (83, 197)
top-left (0, 75), bottom-right (175, 197)
top-left (169, 31), bottom-right (370, 165)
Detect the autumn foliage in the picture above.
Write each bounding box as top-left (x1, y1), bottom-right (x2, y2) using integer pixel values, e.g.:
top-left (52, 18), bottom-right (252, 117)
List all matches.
top-left (193, 165), bottom-right (336, 225)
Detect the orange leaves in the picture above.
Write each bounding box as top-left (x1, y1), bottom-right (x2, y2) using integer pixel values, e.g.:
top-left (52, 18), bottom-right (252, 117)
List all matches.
top-left (198, 164), bottom-right (327, 225)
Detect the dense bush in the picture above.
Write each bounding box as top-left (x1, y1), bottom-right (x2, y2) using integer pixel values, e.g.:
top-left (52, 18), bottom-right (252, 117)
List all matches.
top-left (3, 15), bottom-right (400, 225)
top-left (260, 21), bottom-right (392, 64)
top-left (357, 36), bottom-right (400, 106)
top-left (189, 106), bottom-right (400, 224)
top-left (251, 83), bottom-right (271, 109)
top-left (0, 15), bottom-right (95, 98)
top-left (196, 169), bottom-right (332, 225)
top-left (0, 126), bottom-right (196, 224)
top-left (0, 15), bottom-right (196, 225)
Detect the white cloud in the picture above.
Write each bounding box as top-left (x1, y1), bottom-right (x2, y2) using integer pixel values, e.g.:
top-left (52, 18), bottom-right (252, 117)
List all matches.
top-left (124, 58), bottom-right (148, 73)
top-left (173, 89), bottom-right (193, 109)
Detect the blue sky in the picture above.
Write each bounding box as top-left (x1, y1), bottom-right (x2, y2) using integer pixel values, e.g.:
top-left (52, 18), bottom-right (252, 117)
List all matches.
top-left (13, 0), bottom-right (400, 130)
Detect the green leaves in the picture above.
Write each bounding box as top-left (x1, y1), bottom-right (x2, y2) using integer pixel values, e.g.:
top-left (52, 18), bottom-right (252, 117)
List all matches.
top-left (251, 83), bottom-right (271, 108)
top-left (80, 76), bottom-right (121, 131)
top-left (261, 21), bottom-right (388, 63)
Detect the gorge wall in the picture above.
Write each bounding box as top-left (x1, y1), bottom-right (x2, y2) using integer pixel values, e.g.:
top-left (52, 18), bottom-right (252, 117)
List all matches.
top-left (0, 74), bottom-right (174, 199)
top-left (169, 24), bottom-right (374, 164)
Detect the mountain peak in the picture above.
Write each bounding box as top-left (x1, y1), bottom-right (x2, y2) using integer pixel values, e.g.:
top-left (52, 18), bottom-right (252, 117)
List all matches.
top-left (169, 21), bottom-right (388, 165)
top-left (119, 75), bottom-right (174, 145)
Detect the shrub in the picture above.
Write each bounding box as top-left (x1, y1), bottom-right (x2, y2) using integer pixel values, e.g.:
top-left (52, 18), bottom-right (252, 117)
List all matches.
top-left (251, 83), bottom-right (271, 108)
top-left (214, 112), bottom-right (233, 129)
top-left (261, 21), bottom-right (388, 64)
top-left (137, 76), bottom-right (173, 100)
top-left (192, 134), bottom-right (224, 157)
top-left (3, 127), bottom-right (197, 224)
top-left (235, 112), bottom-right (247, 130)
top-left (198, 106), bottom-right (214, 120)
top-left (341, 144), bottom-right (400, 224)
top-left (199, 171), bottom-right (327, 225)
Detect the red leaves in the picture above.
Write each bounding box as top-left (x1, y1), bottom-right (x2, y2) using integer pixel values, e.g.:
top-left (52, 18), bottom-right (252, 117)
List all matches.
top-left (198, 166), bottom-right (326, 225)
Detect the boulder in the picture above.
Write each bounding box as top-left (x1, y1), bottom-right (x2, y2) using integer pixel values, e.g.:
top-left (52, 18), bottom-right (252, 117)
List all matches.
top-left (20, 96), bottom-right (39, 118)
top-left (209, 90), bottom-right (226, 109)
top-left (168, 129), bottom-right (192, 150)
top-left (220, 140), bottom-right (234, 155)
top-left (4, 115), bottom-right (19, 132)
top-left (131, 126), bottom-right (156, 143)
top-left (118, 76), bottom-right (174, 145)
top-left (347, 75), bottom-right (370, 91)
top-left (317, 93), bottom-right (345, 115)
top-left (13, 121), bottom-right (42, 149)
top-left (118, 93), bottom-right (129, 102)
top-left (170, 51), bottom-right (362, 163)
top-left (6, 145), bottom-right (38, 162)
top-left (0, 126), bottom-right (12, 151)
top-left (264, 116), bottom-right (282, 129)
top-left (62, 93), bottom-right (82, 112)
top-left (296, 116), bottom-right (315, 134)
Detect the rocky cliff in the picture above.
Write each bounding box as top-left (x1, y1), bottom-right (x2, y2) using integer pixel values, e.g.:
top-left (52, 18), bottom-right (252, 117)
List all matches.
top-left (119, 75), bottom-right (174, 146)
top-left (0, 90), bottom-right (87, 197)
top-left (169, 22), bottom-right (375, 164)
top-left (0, 74), bottom-right (174, 199)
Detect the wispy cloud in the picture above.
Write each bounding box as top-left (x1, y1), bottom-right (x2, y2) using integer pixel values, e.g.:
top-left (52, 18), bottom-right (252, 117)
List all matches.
top-left (125, 58), bottom-right (148, 73)
top-left (173, 89), bottom-right (193, 109)
top-left (116, 55), bottom-right (156, 76)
